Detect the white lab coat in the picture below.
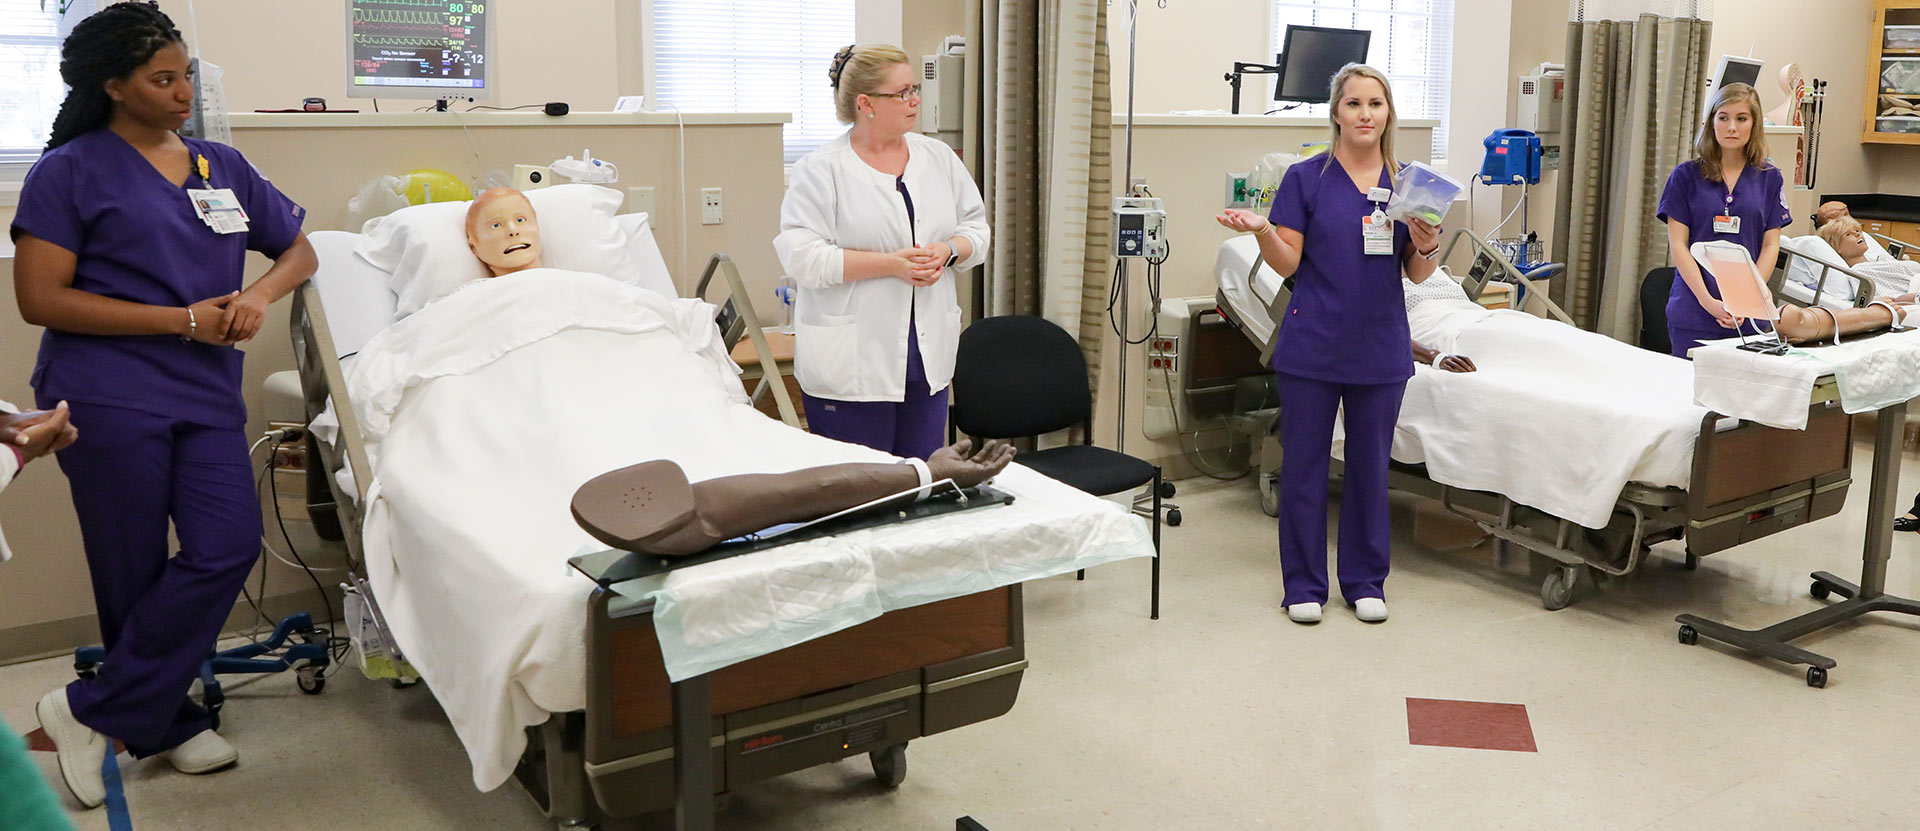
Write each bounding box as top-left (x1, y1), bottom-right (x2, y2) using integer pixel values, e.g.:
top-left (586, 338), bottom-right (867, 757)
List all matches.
top-left (0, 400), bottom-right (16, 564)
top-left (774, 131), bottom-right (990, 402)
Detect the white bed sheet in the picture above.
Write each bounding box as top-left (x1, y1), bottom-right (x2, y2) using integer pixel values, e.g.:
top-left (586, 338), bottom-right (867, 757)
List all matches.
top-left (341, 270), bottom-right (1154, 791)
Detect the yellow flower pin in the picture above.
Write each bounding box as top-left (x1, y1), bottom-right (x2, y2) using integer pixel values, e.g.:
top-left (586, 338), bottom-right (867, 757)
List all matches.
top-left (196, 154), bottom-right (210, 181)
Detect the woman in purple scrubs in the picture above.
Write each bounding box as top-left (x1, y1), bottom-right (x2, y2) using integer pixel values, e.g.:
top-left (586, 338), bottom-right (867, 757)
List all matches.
top-left (1659, 82), bottom-right (1792, 357)
top-left (9, 4), bottom-right (315, 809)
top-left (1215, 65), bottom-right (1442, 625)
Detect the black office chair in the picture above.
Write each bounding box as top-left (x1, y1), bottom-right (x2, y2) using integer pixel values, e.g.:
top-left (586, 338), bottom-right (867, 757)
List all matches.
top-left (1639, 267), bottom-right (1675, 354)
top-left (950, 315), bottom-right (1166, 619)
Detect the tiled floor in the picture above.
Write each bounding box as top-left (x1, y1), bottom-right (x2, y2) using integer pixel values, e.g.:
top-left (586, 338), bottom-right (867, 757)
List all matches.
top-left (5, 440), bottom-right (1920, 830)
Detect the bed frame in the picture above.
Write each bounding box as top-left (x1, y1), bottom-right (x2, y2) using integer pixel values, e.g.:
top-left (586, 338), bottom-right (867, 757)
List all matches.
top-left (1770, 244), bottom-right (1880, 310)
top-left (1212, 230), bottom-right (1854, 610)
top-left (290, 253), bottom-right (1028, 830)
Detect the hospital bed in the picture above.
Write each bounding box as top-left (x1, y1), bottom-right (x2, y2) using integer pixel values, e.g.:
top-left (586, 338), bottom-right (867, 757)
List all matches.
top-left (290, 208), bottom-right (1152, 829)
top-left (1212, 231), bottom-right (1853, 610)
top-left (1774, 235), bottom-right (1880, 310)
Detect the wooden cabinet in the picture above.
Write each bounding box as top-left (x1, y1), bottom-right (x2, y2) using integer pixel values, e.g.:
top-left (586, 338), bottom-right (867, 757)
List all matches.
top-left (1866, 1), bottom-right (1920, 144)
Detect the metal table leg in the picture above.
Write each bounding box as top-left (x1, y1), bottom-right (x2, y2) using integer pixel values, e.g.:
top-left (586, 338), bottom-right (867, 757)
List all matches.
top-left (673, 674), bottom-right (715, 831)
top-left (1676, 401), bottom-right (1920, 687)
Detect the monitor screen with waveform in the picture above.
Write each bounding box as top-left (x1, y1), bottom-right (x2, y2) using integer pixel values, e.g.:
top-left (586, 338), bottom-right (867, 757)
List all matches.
top-left (346, 0), bottom-right (493, 100)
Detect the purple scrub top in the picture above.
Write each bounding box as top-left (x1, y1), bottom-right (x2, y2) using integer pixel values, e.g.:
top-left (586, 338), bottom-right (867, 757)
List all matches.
top-left (1656, 160), bottom-right (1791, 333)
top-left (1266, 156), bottom-right (1414, 385)
top-left (10, 130), bottom-right (306, 428)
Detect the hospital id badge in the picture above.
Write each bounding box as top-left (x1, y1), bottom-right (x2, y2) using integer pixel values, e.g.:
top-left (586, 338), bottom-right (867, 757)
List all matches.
top-left (1362, 211), bottom-right (1393, 256)
top-left (1713, 214), bottom-right (1741, 235)
top-left (188, 188), bottom-right (250, 235)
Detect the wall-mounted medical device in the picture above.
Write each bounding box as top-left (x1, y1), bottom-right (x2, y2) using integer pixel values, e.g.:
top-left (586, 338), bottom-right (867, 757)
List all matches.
top-left (1112, 196), bottom-right (1168, 259)
top-left (920, 36), bottom-right (966, 146)
top-left (1705, 54), bottom-right (1765, 113)
top-left (1478, 129), bottom-right (1542, 186)
top-left (1516, 62), bottom-right (1564, 134)
top-left (345, 0), bottom-right (495, 103)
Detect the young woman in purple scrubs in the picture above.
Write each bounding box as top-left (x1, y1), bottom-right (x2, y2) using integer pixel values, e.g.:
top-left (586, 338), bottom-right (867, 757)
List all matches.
top-left (1660, 82), bottom-right (1793, 357)
top-left (9, 3), bottom-right (315, 808)
top-left (1215, 65), bottom-right (1442, 625)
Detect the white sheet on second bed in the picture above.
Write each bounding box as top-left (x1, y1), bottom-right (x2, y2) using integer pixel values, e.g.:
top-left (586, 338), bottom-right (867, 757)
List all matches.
top-left (342, 270), bottom-right (1155, 791)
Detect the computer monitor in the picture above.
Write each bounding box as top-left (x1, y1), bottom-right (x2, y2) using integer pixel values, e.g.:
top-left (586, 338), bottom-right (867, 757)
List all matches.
top-left (1705, 55), bottom-right (1765, 105)
top-left (1273, 25), bottom-right (1372, 104)
top-left (345, 0), bottom-right (494, 102)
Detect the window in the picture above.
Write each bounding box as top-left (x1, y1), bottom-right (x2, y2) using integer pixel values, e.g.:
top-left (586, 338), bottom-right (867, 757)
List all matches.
top-left (1, 0), bottom-right (92, 166)
top-left (1271, 0), bottom-right (1454, 161)
top-left (651, 0), bottom-right (856, 164)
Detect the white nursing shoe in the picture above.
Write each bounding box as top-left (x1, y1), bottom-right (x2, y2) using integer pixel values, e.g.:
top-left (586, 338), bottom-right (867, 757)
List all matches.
top-left (35, 688), bottom-right (107, 808)
top-left (1286, 602), bottom-right (1324, 624)
top-left (1354, 597), bottom-right (1389, 622)
top-left (166, 729), bottom-right (238, 774)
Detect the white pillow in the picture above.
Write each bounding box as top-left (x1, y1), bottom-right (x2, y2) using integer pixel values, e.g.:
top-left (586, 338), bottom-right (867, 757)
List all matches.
top-left (1781, 235), bottom-right (1859, 299)
top-left (357, 184), bottom-right (642, 319)
top-left (1402, 268), bottom-right (1472, 313)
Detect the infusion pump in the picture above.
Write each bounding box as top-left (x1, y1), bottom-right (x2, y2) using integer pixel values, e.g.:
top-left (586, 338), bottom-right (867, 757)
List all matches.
top-left (1112, 196), bottom-right (1168, 259)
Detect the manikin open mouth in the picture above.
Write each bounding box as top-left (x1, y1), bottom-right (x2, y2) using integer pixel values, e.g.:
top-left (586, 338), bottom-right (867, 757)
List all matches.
top-left (504, 243), bottom-right (531, 254)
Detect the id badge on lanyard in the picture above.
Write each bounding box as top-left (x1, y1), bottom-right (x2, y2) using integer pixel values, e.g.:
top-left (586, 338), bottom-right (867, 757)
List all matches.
top-left (1713, 190), bottom-right (1740, 235)
top-left (1362, 186), bottom-right (1393, 256)
top-left (186, 154), bottom-right (250, 236)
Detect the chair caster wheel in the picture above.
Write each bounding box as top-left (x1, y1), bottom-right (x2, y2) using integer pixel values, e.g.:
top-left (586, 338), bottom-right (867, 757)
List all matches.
top-left (1157, 481), bottom-right (1176, 499)
top-left (1165, 508), bottom-right (1182, 527)
top-left (1677, 624), bottom-right (1698, 646)
top-left (1810, 581), bottom-right (1831, 601)
top-left (297, 667), bottom-right (326, 695)
top-left (1806, 666), bottom-right (1828, 688)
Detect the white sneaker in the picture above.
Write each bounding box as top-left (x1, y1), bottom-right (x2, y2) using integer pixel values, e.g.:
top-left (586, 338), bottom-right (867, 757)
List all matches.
top-left (166, 729), bottom-right (238, 774)
top-left (1287, 602), bottom-right (1323, 624)
top-left (35, 688), bottom-right (106, 808)
top-left (1354, 597), bottom-right (1389, 622)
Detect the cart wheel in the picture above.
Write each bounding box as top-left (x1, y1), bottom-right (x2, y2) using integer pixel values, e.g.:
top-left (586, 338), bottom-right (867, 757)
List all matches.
top-left (1158, 481), bottom-right (1176, 499)
top-left (1259, 477), bottom-right (1279, 518)
top-left (1166, 508), bottom-right (1183, 527)
top-left (75, 665), bottom-right (97, 682)
top-left (297, 667), bottom-right (326, 695)
top-left (207, 701), bottom-right (222, 732)
top-left (1807, 666), bottom-right (1828, 689)
top-left (1810, 581), bottom-right (1832, 601)
top-left (1677, 624), bottom-right (1698, 646)
top-left (1683, 553), bottom-right (1700, 571)
top-left (869, 742), bottom-right (907, 788)
top-left (1540, 568), bottom-right (1576, 611)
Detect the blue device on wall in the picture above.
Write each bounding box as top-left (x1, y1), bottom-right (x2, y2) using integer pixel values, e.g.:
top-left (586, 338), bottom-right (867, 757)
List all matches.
top-left (1478, 129), bottom-right (1542, 186)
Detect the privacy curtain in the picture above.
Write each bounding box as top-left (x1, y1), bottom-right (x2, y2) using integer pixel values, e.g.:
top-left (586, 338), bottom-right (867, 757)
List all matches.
top-left (1550, 0), bottom-right (1712, 342)
top-left (974, 0), bottom-right (1113, 390)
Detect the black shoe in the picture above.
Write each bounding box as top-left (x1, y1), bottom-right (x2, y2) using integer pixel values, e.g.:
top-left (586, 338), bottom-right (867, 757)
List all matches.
top-left (1896, 515), bottom-right (1920, 533)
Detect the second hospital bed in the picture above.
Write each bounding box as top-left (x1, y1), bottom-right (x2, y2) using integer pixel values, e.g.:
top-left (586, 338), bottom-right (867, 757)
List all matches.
top-left (291, 208), bottom-right (1154, 828)
top-left (1212, 233), bottom-right (1853, 610)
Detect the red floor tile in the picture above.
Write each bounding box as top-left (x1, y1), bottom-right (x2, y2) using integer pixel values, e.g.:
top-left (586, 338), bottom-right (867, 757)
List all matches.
top-left (1405, 697), bottom-right (1537, 752)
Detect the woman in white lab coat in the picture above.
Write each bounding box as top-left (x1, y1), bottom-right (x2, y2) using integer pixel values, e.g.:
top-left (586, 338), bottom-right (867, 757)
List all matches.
top-left (774, 44), bottom-right (990, 459)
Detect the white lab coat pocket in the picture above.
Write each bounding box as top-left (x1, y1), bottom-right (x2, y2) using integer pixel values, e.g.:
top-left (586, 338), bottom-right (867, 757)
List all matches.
top-left (918, 304), bottom-right (964, 392)
top-left (794, 313), bottom-right (860, 398)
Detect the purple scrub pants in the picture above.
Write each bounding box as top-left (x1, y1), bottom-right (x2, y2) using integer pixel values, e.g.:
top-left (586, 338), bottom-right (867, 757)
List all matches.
top-left (802, 320), bottom-right (948, 460)
top-left (44, 401), bottom-right (262, 756)
top-left (1274, 372), bottom-right (1405, 606)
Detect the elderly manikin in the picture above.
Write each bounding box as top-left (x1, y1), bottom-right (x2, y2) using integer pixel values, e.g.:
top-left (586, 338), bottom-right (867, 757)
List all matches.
top-left (454, 189), bottom-right (1017, 554)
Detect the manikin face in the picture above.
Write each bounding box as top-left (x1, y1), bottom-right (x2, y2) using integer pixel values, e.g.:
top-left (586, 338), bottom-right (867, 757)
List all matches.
top-left (105, 41), bottom-right (194, 132)
top-left (466, 190), bottom-right (542, 276)
top-left (1836, 228), bottom-right (1869, 262)
top-left (1333, 76), bottom-right (1389, 151)
top-left (1712, 101), bottom-right (1755, 154)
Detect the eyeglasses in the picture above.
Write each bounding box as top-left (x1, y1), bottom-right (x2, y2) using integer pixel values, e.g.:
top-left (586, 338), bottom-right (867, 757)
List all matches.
top-left (867, 84), bottom-right (922, 101)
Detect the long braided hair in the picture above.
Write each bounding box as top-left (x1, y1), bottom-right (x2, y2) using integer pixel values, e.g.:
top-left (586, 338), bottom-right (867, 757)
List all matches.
top-left (44, 2), bottom-right (185, 151)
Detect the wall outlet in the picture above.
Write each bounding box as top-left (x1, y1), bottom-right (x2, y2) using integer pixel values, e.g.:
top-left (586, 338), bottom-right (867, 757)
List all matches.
top-left (1225, 172), bottom-right (1252, 209)
top-left (626, 186), bottom-right (656, 217)
top-left (700, 187), bottom-right (723, 225)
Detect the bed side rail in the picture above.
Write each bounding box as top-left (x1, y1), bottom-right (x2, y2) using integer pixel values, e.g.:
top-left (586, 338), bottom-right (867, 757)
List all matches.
top-left (290, 286), bottom-right (373, 568)
top-left (1436, 228), bottom-right (1576, 326)
top-left (694, 253), bottom-right (802, 429)
top-left (1771, 246), bottom-right (1878, 309)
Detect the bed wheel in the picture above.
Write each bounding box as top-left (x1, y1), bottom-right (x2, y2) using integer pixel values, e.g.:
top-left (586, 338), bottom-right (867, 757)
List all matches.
top-left (1540, 567), bottom-right (1576, 611)
top-left (1683, 553), bottom-right (1700, 571)
top-left (1259, 477), bottom-right (1279, 517)
top-left (1810, 581), bottom-right (1832, 601)
top-left (297, 666), bottom-right (326, 695)
top-left (1807, 666), bottom-right (1828, 688)
top-left (869, 742), bottom-right (908, 788)
top-left (1677, 625), bottom-right (1698, 646)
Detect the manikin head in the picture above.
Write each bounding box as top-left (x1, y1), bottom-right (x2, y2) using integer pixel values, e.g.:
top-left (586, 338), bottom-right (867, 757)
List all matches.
top-left (1817, 215), bottom-right (1870, 265)
top-left (466, 188), bottom-right (543, 277)
top-left (1816, 201), bottom-right (1852, 228)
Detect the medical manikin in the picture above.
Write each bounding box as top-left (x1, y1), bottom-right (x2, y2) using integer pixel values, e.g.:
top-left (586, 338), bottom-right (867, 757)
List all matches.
top-left (462, 189), bottom-right (1017, 556)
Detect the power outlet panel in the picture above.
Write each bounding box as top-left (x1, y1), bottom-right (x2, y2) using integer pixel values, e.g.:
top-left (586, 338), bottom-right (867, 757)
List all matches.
top-left (700, 187), bottom-right (724, 225)
top-left (1224, 172), bottom-right (1252, 209)
top-left (626, 186), bottom-right (656, 217)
